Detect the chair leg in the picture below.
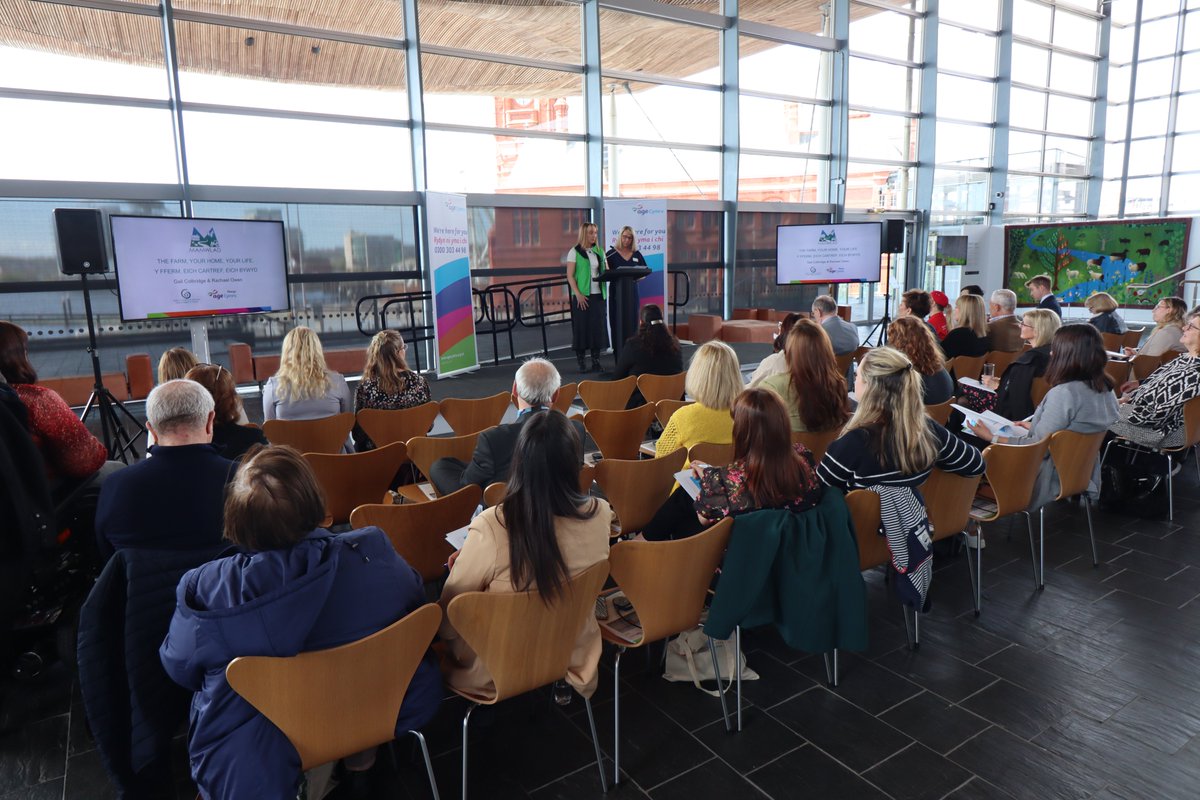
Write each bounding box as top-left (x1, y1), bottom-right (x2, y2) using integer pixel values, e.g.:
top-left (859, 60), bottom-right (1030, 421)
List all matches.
top-left (901, 604), bottom-right (914, 650)
top-left (1024, 511), bottom-right (1040, 591)
top-left (1168, 453), bottom-right (1175, 521)
top-left (822, 649), bottom-right (839, 687)
top-left (613, 646), bottom-right (624, 786)
top-left (1084, 496), bottom-right (1098, 566)
top-left (707, 637), bottom-right (732, 732)
top-left (734, 626), bottom-right (743, 733)
top-left (583, 695), bottom-right (609, 794)
top-left (461, 704), bottom-right (476, 800)
top-left (963, 529), bottom-right (980, 616)
top-left (408, 730), bottom-right (440, 800)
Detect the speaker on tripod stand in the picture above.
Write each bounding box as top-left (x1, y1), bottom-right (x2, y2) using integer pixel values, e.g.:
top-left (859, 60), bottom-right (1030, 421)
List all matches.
top-left (53, 209), bottom-right (144, 463)
top-left (863, 219), bottom-right (906, 346)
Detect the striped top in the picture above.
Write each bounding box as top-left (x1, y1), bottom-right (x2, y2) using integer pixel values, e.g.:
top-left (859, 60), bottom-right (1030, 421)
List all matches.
top-left (817, 420), bottom-right (985, 492)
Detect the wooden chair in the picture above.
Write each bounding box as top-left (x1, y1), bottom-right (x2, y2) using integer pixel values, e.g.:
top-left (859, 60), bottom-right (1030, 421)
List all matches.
top-left (594, 449), bottom-right (687, 537)
top-left (1101, 332), bottom-right (1124, 352)
top-left (399, 432), bottom-right (484, 503)
top-left (793, 429), bottom-right (841, 463)
top-left (924, 400), bottom-right (953, 426)
top-left (447, 562), bottom-right (610, 798)
top-left (356, 403), bottom-right (440, 447)
top-left (350, 484), bottom-right (482, 582)
top-left (553, 382), bottom-right (578, 414)
top-left (483, 465), bottom-right (594, 508)
top-left (834, 352), bottom-right (855, 376)
top-left (846, 489), bottom-right (887, 572)
top-left (1035, 430), bottom-right (1107, 589)
top-left (262, 413), bottom-right (354, 454)
top-left (983, 350), bottom-right (1018, 379)
top-left (1104, 359), bottom-right (1131, 389)
top-left (655, 399), bottom-right (692, 427)
top-left (1031, 377), bottom-right (1050, 407)
top-left (1123, 328), bottom-right (1145, 350)
top-left (968, 439), bottom-right (1053, 605)
top-left (602, 519), bottom-right (735, 774)
top-left (688, 442), bottom-right (735, 468)
top-left (1160, 349), bottom-right (1181, 366)
top-left (853, 345), bottom-right (872, 362)
top-left (922, 467), bottom-right (985, 618)
top-left (439, 392), bottom-right (510, 435)
top-left (304, 442), bottom-right (409, 527)
top-left (636, 372), bottom-right (686, 405)
top-left (1103, 394), bottom-right (1200, 521)
top-left (584, 404), bottom-right (658, 460)
top-left (952, 355), bottom-right (985, 382)
top-left (1130, 353), bottom-right (1162, 382)
top-left (226, 604), bottom-right (442, 800)
top-left (578, 376), bottom-right (638, 411)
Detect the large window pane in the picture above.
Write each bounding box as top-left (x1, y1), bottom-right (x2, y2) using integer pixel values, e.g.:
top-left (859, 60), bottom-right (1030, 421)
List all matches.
top-left (1099, 179), bottom-right (1121, 217)
top-left (1127, 137), bottom-right (1168, 176)
top-left (1180, 54), bottom-right (1200, 94)
top-left (739, 38), bottom-right (830, 100)
top-left (1133, 57), bottom-right (1176, 100)
top-left (1005, 174), bottom-right (1042, 214)
top-left (1108, 63), bottom-right (1132, 102)
top-left (1102, 141), bottom-right (1126, 181)
top-left (1010, 87), bottom-right (1048, 129)
top-left (739, 96), bottom-right (830, 154)
top-left (847, 162), bottom-right (913, 209)
top-left (1176, 93), bottom-right (1200, 134)
top-left (1053, 10), bottom-right (1101, 53)
top-left (176, 0), bottom-right (401, 37)
top-left (418, 0), bottom-right (578, 63)
top-left (606, 144), bottom-right (720, 200)
top-left (1106, 103), bottom-right (1129, 140)
top-left (0, 100), bottom-right (178, 183)
top-left (1169, 173), bottom-right (1200, 212)
top-left (422, 55), bottom-right (582, 133)
top-left (932, 169), bottom-right (990, 212)
top-left (1009, 131), bottom-right (1045, 172)
top-left (849, 57), bottom-right (917, 112)
top-left (1173, 133), bottom-right (1200, 170)
top-left (1124, 176), bottom-right (1163, 214)
top-left (600, 10), bottom-right (718, 84)
top-left (1049, 52), bottom-right (1096, 95)
top-left (1139, 16), bottom-right (1180, 59)
top-left (937, 74), bottom-right (996, 123)
top-left (605, 81), bottom-right (721, 146)
top-left (1041, 175), bottom-right (1087, 216)
top-left (937, 26), bottom-right (998, 77)
top-left (1044, 135), bottom-right (1089, 172)
top-left (935, 122), bottom-right (992, 167)
top-left (1013, 0), bottom-right (1053, 42)
top-left (184, 112), bottom-right (412, 190)
top-left (1011, 43), bottom-right (1050, 86)
top-left (848, 112), bottom-right (916, 161)
top-left (739, 154), bottom-right (828, 202)
top-left (426, 130), bottom-right (584, 195)
top-left (668, 210), bottom-right (723, 319)
top-left (940, 0), bottom-right (1000, 30)
top-left (1044, 93), bottom-right (1093, 136)
top-left (849, 6), bottom-right (922, 63)
top-left (1131, 97), bottom-right (1171, 138)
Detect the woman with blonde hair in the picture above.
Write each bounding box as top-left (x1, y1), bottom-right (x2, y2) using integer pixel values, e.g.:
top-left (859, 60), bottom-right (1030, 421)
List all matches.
top-left (1085, 291), bottom-right (1127, 335)
top-left (940, 293), bottom-right (990, 359)
top-left (352, 330), bottom-right (431, 450)
top-left (262, 327), bottom-right (351, 421)
top-left (887, 316), bottom-right (954, 404)
top-left (761, 319), bottom-right (851, 432)
top-left (1124, 296), bottom-right (1187, 357)
top-left (565, 221), bottom-right (609, 373)
top-left (158, 347), bottom-right (198, 384)
top-left (819, 347), bottom-right (984, 610)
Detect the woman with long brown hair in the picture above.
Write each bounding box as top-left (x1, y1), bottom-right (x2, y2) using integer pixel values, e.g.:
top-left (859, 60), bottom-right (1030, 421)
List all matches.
top-left (352, 329), bottom-right (431, 450)
top-left (185, 363), bottom-right (266, 461)
top-left (887, 316), bottom-right (954, 404)
top-left (760, 319), bottom-right (851, 432)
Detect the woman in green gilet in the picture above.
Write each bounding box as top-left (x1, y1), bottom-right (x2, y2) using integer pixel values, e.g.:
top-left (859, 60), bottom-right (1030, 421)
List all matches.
top-left (565, 222), bottom-right (609, 373)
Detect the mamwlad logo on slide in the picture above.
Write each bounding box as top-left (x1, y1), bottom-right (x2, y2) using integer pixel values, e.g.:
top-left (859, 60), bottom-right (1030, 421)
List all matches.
top-left (190, 227), bottom-right (221, 252)
top-left (819, 229), bottom-right (838, 244)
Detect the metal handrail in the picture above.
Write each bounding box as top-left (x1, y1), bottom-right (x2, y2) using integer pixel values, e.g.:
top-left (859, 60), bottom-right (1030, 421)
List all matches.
top-left (1127, 262), bottom-right (1200, 301)
top-left (354, 290), bottom-right (434, 372)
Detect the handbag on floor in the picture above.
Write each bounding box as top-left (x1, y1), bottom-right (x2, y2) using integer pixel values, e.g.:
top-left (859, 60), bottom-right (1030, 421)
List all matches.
top-left (663, 621), bottom-right (758, 697)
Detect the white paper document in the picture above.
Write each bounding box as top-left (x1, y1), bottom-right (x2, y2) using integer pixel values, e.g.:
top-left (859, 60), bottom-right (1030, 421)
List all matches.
top-left (952, 404), bottom-right (1023, 437)
top-left (1106, 350), bottom-right (1129, 361)
top-left (674, 469), bottom-right (702, 500)
top-left (445, 525), bottom-right (469, 551)
top-left (957, 377), bottom-right (996, 394)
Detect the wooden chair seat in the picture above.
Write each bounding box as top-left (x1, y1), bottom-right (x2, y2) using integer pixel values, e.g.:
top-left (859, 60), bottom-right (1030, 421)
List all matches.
top-left (356, 403), bottom-right (440, 448)
top-left (399, 432), bottom-right (485, 503)
top-left (262, 412), bottom-right (355, 454)
top-left (304, 442), bottom-right (409, 527)
top-left (1101, 332), bottom-right (1124, 352)
top-left (1031, 377), bottom-right (1050, 407)
top-left (350, 484), bottom-right (482, 582)
top-left (579, 376), bottom-right (637, 411)
top-left (594, 449), bottom-right (686, 536)
top-left (636, 372), bottom-right (686, 405)
top-left (553, 382), bottom-right (578, 414)
top-left (440, 392), bottom-right (510, 435)
top-left (584, 404), bottom-right (658, 460)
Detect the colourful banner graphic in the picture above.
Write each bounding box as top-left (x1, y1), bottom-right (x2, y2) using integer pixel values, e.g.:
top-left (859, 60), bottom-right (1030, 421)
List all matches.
top-left (427, 192), bottom-right (479, 377)
top-left (603, 199), bottom-right (668, 309)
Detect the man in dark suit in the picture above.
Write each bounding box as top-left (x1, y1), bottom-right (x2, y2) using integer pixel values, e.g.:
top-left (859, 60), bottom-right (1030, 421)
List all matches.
top-left (987, 289), bottom-right (1024, 352)
top-left (1025, 274), bottom-right (1062, 317)
top-left (430, 358), bottom-right (584, 495)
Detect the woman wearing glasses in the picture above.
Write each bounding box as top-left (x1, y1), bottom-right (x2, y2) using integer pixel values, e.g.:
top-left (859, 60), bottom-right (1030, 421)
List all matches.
top-left (186, 363), bottom-right (266, 461)
top-left (1110, 310), bottom-right (1200, 449)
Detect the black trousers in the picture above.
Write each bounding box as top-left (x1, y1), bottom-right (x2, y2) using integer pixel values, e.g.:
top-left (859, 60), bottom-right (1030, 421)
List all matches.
top-left (642, 486), bottom-right (706, 541)
top-left (571, 293), bottom-right (609, 358)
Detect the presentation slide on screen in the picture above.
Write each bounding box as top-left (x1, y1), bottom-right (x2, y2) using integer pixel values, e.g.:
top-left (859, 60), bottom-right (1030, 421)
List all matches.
top-left (777, 222), bottom-right (882, 284)
top-left (111, 216), bottom-right (289, 321)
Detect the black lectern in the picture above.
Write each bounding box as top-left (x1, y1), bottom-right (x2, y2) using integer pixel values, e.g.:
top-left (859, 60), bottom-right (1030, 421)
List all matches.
top-left (597, 266), bottom-right (652, 361)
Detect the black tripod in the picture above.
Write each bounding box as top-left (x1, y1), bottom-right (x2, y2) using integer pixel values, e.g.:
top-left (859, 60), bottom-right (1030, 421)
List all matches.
top-left (77, 273), bottom-right (143, 463)
top-left (863, 252), bottom-right (895, 346)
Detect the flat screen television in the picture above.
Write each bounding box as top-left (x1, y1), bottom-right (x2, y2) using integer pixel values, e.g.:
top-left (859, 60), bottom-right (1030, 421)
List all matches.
top-left (775, 222), bottom-right (883, 285)
top-left (110, 215), bottom-right (290, 322)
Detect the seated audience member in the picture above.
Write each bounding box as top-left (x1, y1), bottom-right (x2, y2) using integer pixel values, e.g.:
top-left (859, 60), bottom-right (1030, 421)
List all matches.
top-left (1086, 292), bottom-right (1127, 336)
top-left (960, 285), bottom-right (985, 297)
top-left (987, 289), bottom-right (1023, 352)
top-left (809, 294), bottom-right (860, 356)
top-left (160, 446), bottom-right (440, 800)
top-left (1125, 297), bottom-right (1187, 358)
top-left (960, 309), bottom-right (1060, 422)
top-left (438, 411), bottom-right (609, 700)
top-left (887, 316), bottom-right (954, 405)
top-left (430, 358), bottom-right (582, 495)
top-left (1025, 274), bottom-right (1062, 317)
top-left (612, 304), bottom-right (684, 407)
top-left (1110, 309), bottom-right (1200, 449)
top-left (185, 364), bottom-right (266, 461)
top-left (969, 325), bottom-right (1118, 511)
top-left (656, 340), bottom-right (742, 458)
top-left (648, 389), bottom-right (824, 541)
top-left (95, 380), bottom-right (236, 560)
top-left (761, 320), bottom-right (852, 433)
top-left (0, 320), bottom-right (108, 490)
top-left (748, 312), bottom-right (802, 388)
top-left (352, 330), bottom-right (432, 451)
top-left (928, 291), bottom-right (951, 340)
top-left (941, 294), bottom-right (991, 360)
top-left (262, 326), bottom-right (352, 421)
top-left (898, 289), bottom-right (939, 339)
top-left (158, 347), bottom-right (198, 384)
top-left (818, 347), bottom-right (985, 609)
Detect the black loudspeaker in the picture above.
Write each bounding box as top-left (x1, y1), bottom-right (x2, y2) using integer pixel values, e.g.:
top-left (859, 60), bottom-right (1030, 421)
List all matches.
top-left (54, 209), bottom-right (109, 275)
top-left (884, 219), bottom-right (906, 254)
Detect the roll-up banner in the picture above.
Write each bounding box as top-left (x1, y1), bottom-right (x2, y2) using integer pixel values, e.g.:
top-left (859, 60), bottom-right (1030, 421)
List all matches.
top-left (427, 192), bottom-right (479, 378)
top-left (603, 199), bottom-right (668, 308)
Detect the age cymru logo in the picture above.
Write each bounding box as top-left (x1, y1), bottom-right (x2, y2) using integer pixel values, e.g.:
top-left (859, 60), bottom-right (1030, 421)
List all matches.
top-left (632, 204), bottom-right (652, 216)
top-left (190, 227), bottom-right (221, 252)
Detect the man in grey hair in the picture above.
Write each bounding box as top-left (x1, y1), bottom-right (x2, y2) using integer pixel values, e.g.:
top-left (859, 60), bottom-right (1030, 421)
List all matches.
top-left (811, 294), bottom-right (860, 355)
top-left (95, 379), bottom-right (237, 559)
top-left (987, 288), bottom-right (1023, 352)
top-left (430, 358), bottom-right (585, 495)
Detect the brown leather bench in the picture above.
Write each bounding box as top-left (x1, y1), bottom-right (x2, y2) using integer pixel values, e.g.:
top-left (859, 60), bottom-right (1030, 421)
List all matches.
top-left (40, 372), bottom-right (130, 407)
top-left (718, 319), bottom-right (776, 344)
top-left (125, 354), bottom-right (154, 401)
top-left (239, 345), bottom-right (369, 383)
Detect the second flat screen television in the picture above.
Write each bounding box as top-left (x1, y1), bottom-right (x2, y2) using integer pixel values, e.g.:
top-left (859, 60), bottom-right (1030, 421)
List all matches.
top-left (776, 222), bottom-right (883, 285)
top-left (110, 215), bottom-right (290, 322)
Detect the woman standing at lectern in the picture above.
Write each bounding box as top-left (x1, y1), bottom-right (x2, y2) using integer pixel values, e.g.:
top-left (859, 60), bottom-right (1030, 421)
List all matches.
top-left (606, 226), bottom-right (649, 363)
top-left (606, 226), bottom-right (647, 272)
top-left (565, 222), bottom-right (609, 374)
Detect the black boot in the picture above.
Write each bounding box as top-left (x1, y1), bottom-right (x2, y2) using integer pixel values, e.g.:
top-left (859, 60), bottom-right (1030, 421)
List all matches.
top-left (591, 355), bottom-right (606, 374)
top-left (577, 354), bottom-right (589, 373)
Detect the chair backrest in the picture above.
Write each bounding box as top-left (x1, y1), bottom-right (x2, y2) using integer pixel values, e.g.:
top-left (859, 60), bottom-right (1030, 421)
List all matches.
top-left (607, 518), bottom-right (733, 643)
top-left (921, 468), bottom-right (983, 541)
top-left (579, 376), bottom-right (638, 411)
top-left (1171, 394), bottom-right (1200, 452)
top-left (1031, 377), bottom-right (1050, 407)
top-left (924, 400), bottom-right (953, 426)
top-left (834, 352), bottom-right (855, 376)
top-left (845, 490), bottom-right (889, 571)
top-left (225, 604), bottom-right (442, 770)
top-left (304, 442), bottom-right (409, 526)
top-left (1101, 332), bottom-right (1123, 352)
top-left (853, 345), bottom-right (872, 361)
top-left (553, 383), bottom-right (578, 414)
top-left (594, 448), bottom-right (687, 535)
top-left (980, 439), bottom-right (1053, 519)
top-left (446, 561), bottom-right (609, 702)
top-left (1160, 349), bottom-right (1181, 365)
top-left (636, 372), bottom-right (686, 406)
top-left (439, 392), bottom-right (511, 435)
top-left (792, 429), bottom-right (841, 463)
top-left (356, 403), bottom-right (440, 448)
top-left (1123, 328), bottom-right (1144, 349)
top-left (350, 485), bottom-right (483, 581)
top-left (262, 412), bottom-right (355, 454)
top-left (584, 404), bottom-right (658, 460)
top-left (688, 442), bottom-right (735, 468)
top-left (484, 464), bottom-right (594, 508)
top-left (1104, 359), bottom-right (1131, 388)
top-left (406, 431), bottom-right (483, 478)
top-left (655, 399), bottom-right (692, 427)
top-left (953, 355), bottom-right (985, 382)
top-left (1130, 353), bottom-right (1161, 382)
top-left (1047, 430), bottom-right (1106, 501)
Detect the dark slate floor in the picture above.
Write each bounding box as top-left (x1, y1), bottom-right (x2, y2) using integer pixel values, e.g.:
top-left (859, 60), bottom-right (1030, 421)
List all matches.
top-left (4, 465), bottom-right (1200, 799)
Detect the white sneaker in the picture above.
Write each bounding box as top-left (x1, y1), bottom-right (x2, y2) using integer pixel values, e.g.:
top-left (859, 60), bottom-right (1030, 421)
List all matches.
top-left (965, 532), bottom-right (987, 549)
